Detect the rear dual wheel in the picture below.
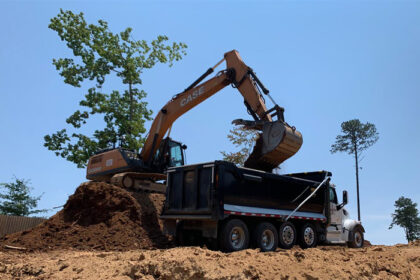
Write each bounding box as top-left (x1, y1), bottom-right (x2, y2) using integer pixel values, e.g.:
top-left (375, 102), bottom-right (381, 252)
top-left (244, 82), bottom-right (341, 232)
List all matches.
top-left (278, 222), bottom-right (297, 249)
top-left (253, 222), bottom-right (279, 252)
top-left (219, 219), bottom-right (250, 252)
top-left (298, 223), bottom-right (318, 249)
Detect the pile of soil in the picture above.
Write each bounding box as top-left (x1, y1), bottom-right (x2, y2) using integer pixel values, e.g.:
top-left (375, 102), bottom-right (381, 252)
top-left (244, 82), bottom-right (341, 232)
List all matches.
top-left (0, 182), bottom-right (169, 251)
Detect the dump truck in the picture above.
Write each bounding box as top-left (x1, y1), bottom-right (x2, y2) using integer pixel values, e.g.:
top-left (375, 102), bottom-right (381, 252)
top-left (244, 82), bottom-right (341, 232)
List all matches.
top-left (160, 161), bottom-right (365, 252)
top-left (86, 50), bottom-right (302, 193)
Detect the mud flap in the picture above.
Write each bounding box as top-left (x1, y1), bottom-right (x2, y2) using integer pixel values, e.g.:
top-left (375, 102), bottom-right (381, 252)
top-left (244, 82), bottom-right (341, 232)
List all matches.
top-left (163, 220), bottom-right (177, 236)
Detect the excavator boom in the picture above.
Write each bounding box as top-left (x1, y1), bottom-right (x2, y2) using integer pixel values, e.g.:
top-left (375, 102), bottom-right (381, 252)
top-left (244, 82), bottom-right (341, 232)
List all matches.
top-left (140, 50), bottom-right (303, 171)
top-left (86, 50), bottom-right (303, 192)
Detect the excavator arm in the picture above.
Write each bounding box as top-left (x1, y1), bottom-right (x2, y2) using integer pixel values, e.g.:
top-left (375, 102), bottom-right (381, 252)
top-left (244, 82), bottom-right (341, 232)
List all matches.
top-left (140, 50), bottom-right (303, 171)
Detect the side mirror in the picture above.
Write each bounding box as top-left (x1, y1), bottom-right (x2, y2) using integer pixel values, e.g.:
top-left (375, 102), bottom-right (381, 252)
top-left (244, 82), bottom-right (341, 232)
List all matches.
top-left (182, 144), bottom-right (187, 150)
top-left (342, 190), bottom-right (348, 205)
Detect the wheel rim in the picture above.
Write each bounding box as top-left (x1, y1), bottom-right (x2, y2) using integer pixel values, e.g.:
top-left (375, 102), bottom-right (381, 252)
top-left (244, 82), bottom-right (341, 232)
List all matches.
top-left (303, 226), bottom-right (315, 246)
top-left (354, 231), bottom-right (363, 247)
top-left (230, 226), bottom-right (245, 249)
top-left (281, 225), bottom-right (295, 246)
top-left (261, 229), bottom-right (275, 250)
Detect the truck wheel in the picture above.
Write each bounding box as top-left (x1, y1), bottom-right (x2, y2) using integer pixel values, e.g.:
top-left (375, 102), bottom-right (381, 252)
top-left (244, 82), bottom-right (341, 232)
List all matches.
top-left (278, 222), bottom-right (296, 249)
top-left (253, 222), bottom-right (278, 252)
top-left (220, 219), bottom-right (250, 252)
top-left (347, 227), bottom-right (364, 248)
top-left (298, 223), bottom-right (318, 249)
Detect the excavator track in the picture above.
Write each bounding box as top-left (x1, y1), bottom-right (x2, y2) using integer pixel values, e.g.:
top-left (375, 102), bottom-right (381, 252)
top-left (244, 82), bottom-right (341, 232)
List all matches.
top-left (110, 172), bottom-right (167, 194)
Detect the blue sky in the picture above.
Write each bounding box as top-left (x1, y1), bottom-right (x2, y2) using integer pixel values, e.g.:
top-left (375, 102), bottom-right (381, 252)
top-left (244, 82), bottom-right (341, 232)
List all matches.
top-left (0, 0), bottom-right (419, 245)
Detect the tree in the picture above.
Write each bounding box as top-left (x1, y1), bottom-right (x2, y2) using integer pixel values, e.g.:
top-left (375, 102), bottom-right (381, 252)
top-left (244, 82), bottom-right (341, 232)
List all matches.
top-left (221, 126), bottom-right (258, 166)
top-left (44, 10), bottom-right (187, 168)
top-left (0, 177), bottom-right (47, 216)
top-left (389, 196), bottom-right (420, 242)
top-left (330, 119), bottom-right (379, 221)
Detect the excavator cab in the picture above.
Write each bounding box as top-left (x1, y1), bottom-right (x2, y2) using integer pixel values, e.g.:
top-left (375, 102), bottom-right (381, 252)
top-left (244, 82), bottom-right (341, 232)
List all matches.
top-left (87, 137), bottom-right (186, 193)
top-left (152, 137), bottom-right (186, 172)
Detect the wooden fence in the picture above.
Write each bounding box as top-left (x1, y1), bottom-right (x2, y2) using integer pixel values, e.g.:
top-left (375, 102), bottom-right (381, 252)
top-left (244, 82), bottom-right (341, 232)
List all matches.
top-left (0, 215), bottom-right (46, 237)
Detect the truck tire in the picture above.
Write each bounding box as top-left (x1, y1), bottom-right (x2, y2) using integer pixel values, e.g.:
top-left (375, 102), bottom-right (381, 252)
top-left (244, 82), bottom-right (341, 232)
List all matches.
top-left (219, 219), bottom-right (250, 252)
top-left (278, 222), bottom-right (296, 249)
top-left (347, 227), bottom-right (364, 248)
top-left (253, 222), bottom-right (279, 252)
top-left (298, 223), bottom-right (318, 249)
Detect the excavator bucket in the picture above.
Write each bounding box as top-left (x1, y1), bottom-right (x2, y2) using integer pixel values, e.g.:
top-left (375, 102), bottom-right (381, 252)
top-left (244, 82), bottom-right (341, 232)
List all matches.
top-left (240, 120), bottom-right (303, 172)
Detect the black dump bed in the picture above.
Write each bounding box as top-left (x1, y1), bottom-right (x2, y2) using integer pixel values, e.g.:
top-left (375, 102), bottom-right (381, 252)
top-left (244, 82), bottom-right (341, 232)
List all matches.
top-left (161, 161), bottom-right (330, 221)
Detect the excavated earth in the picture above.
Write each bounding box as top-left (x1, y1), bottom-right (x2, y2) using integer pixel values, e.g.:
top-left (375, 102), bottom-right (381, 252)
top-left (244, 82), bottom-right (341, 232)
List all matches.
top-left (0, 243), bottom-right (418, 279)
top-left (0, 181), bottom-right (419, 279)
top-left (0, 181), bottom-right (170, 251)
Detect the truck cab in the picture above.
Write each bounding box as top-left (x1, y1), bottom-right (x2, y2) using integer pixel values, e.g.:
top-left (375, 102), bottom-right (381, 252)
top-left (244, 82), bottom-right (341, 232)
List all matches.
top-left (326, 185), bottom-right (364, 248)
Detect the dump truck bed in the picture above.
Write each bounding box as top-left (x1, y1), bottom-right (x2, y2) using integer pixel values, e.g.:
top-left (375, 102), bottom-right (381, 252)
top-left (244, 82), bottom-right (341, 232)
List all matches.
top-left (161, 161), bottom-right (329, 222)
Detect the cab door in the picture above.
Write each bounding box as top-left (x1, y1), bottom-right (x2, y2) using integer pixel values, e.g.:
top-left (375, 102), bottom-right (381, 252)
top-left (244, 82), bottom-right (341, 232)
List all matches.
top-left (168, 140), bottom-right (184, 167)
top-left (326, 187), bottom-right (344, 243)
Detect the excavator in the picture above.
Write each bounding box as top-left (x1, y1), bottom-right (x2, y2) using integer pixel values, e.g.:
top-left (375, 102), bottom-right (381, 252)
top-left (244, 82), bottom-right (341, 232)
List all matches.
top-left (86, 50), bottom-right (303, 193)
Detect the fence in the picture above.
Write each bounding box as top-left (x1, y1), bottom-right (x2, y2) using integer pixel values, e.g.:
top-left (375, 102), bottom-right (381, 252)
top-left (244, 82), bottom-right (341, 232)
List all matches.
top-left (0, 215), bottom-right (46, 237)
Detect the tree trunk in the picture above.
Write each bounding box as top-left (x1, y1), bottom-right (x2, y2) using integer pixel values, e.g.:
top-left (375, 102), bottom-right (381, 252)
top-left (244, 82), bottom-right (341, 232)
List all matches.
top-left (129, 82), bottom-right (133, 136)
top-left (355, 145), bottom-right (361, 222)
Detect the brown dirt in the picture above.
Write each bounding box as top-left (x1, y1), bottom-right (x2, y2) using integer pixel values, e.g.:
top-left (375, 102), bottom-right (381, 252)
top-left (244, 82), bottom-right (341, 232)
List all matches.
top-left (364, 239), bottom-right (373, 247)
top-left (0, 181), bottom-right (419, 279)
top-left (0, 182), bottom-right (169, 251)
top-left (0, 243), bottom-right (419, 279)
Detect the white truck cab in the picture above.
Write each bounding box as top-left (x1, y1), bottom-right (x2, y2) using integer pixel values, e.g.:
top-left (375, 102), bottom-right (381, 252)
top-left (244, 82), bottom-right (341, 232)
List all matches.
top-left (326, 185), bottom-right (365, 248)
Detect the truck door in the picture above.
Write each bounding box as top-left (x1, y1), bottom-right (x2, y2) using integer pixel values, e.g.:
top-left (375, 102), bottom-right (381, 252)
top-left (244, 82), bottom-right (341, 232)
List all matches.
top-left (326, 187), bottom-right (344, 243)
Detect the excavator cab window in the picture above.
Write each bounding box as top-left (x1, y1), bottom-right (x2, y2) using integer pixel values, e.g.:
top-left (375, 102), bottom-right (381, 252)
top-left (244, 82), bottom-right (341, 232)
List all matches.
top-left (152, 138), bottom-right (184, 170)
top-left (168, 140), bottom-right (184, 167)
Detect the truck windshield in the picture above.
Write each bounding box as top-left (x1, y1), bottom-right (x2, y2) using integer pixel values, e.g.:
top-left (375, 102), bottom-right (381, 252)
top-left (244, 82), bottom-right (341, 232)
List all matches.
top-left (169, 141), bottom-right (183, 167)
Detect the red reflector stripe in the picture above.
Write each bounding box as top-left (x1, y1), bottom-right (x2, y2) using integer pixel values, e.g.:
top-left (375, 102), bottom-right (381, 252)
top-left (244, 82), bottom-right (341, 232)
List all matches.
top-left (223, 210), bottom-right (326, 222)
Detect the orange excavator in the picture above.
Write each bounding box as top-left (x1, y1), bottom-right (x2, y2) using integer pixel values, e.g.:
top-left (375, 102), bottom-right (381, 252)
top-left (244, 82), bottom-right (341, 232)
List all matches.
top-left (86, 50), bottom-right (303, 193)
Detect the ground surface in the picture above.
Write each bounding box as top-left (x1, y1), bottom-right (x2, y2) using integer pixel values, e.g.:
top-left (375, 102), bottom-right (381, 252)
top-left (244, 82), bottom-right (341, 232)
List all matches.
top-left (0, 243), bottom-right (419, 279)
top-left (1, 182), bottom-right (419, 279)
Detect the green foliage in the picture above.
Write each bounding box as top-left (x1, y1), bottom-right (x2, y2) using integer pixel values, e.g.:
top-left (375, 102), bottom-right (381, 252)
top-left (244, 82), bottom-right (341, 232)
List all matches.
top-left (389, 196), bottom-right (420, 242)
top-left (221, 126), bottom-right (258, 166)
top-left (330, 119), bottom-right (379, 156)
top-left (44, 10), bottom-right (187, 168)
top-left (0, 177), bottom-right (47, 217)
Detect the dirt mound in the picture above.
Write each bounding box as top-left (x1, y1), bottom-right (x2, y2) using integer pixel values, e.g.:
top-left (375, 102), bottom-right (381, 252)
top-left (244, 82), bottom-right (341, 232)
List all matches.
top-left (1, 244), bottom-right (419, 279)
top-left (364, 239), bottom-right (372, 247)
top-left (410, 239), bottom-right (420, 246)
top-left (0, 182), bottom-right (169, 251)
